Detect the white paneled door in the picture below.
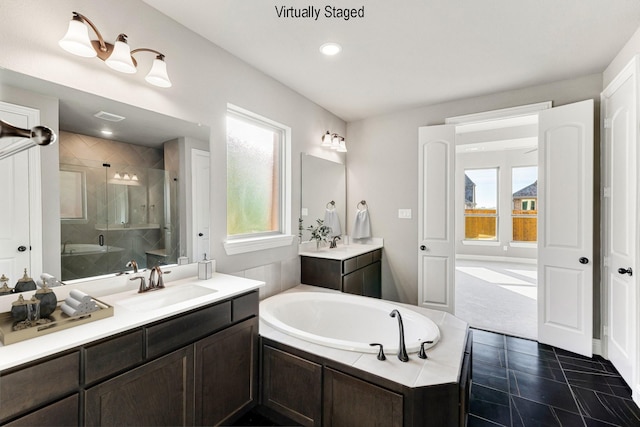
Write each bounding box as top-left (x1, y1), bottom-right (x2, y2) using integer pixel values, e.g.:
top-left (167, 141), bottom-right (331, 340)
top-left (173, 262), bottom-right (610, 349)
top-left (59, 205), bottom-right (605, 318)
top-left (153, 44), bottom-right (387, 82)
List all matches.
top-left (418, 100), bottom-right (594, 357)
top-left (418, 124), bottom-right (456, 313)
top-left (602, 59), bottom-right (637, 392)
top-left (0, 101), bottom-right (42, 283)
top-left (191, 149), bottom-right (210, 263)
top-left (537, 99), bottom-right (594, 357)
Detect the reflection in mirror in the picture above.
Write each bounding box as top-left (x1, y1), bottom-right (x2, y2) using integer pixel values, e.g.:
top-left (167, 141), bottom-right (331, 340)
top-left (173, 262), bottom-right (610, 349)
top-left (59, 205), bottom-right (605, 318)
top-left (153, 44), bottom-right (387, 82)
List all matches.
top-left (300, 154), bottom-right (346, 242)
top-left (0, 68), bottom-right (210, 284)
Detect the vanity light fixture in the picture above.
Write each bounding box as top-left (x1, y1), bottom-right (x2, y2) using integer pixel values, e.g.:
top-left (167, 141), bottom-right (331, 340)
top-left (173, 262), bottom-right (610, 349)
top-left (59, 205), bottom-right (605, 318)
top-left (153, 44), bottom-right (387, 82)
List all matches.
top-left (321, 131), bottom-right (347, 152)
top-left (113, 172), bottom-right (122, 179)
top-left (59, 12), bottom-right (172, 88)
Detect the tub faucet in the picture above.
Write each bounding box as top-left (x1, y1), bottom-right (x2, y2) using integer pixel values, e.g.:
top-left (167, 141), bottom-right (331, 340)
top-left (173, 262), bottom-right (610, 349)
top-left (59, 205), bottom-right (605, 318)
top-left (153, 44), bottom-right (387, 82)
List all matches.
top-left (330, 236), bottom-right (341, 249)
top-left (126, 260), bottom-right (138, 273)
top-left (390, 309), bottom-right (409, 362)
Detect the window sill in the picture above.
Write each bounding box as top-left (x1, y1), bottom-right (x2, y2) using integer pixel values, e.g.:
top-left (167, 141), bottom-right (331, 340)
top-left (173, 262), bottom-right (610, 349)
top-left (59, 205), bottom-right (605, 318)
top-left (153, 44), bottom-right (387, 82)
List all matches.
top-left (461, 240), bottom-right (500, 246)
top-left (509, 241), bottom-right (537, 249)
top-left (223, 234), bottom-right (296, 255)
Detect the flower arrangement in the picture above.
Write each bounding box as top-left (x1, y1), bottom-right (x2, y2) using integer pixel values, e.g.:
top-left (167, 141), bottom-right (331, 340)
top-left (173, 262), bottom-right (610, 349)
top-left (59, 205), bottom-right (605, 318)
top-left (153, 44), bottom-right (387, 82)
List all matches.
top-left (306, 218), bottom-right (332, 249)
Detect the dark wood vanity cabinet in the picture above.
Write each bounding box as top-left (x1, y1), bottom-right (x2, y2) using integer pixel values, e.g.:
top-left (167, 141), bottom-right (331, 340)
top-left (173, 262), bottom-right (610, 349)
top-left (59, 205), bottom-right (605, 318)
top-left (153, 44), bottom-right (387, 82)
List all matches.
top-left (261, 334), bottom-right (472, 427)
top-left (301, 248), bottom-right (382, 298)
top-left (0, 290), bottom-right (259, 427)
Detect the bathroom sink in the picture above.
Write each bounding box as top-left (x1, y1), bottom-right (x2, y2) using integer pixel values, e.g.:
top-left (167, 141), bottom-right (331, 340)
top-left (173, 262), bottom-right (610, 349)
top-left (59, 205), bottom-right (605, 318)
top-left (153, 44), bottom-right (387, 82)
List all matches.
top-left (116, 284), bottom-right (217, 312)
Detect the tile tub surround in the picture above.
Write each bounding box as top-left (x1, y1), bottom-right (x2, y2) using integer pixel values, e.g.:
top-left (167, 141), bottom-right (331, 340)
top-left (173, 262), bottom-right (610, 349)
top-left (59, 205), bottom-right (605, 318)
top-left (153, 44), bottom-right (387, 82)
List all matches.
top-left (259, 284), bottom-right (469, 388)
top-left (468, 329), bottom-right (640, 427)
top-left (0, 264), bottom-right (264, 371)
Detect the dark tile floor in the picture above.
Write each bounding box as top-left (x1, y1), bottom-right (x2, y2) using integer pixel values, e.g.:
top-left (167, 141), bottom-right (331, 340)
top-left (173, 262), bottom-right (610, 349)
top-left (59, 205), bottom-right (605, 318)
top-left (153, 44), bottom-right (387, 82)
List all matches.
top-left (231, 328), bottom-right (640, 426)
top-left (469, 328), bottom-right (640, 427)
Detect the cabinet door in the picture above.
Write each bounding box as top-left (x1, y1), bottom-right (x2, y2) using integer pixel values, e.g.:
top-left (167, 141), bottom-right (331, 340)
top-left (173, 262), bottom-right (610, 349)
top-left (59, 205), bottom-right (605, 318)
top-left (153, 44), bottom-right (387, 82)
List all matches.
top-left (342, 269), bottom-right (363, 295)
top-left (362, 261), bottom-right (381, 298)
top-left (323, 368), bottom-right (402, 427)
top-left (263, 346), bottom-right (322, 427)
top-left (195, 317), bottom-right (258, 426)
top-left (85, 346), bottom-right (194, 426)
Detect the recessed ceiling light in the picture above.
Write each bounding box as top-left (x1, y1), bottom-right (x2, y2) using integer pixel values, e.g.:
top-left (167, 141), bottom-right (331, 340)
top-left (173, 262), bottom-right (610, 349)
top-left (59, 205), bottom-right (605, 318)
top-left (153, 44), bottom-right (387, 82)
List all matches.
top-left (101, 130), bottom-right (113, 135)
top-left (320, 42), bottom-right (342, 56)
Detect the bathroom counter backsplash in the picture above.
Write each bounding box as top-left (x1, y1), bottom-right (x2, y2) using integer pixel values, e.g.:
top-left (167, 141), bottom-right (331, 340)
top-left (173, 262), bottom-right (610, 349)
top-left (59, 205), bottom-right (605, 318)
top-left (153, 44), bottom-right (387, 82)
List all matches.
top-left (0, 264), bottom-right (264, 371)
top-left (298, 237), bottom-right (383, 260)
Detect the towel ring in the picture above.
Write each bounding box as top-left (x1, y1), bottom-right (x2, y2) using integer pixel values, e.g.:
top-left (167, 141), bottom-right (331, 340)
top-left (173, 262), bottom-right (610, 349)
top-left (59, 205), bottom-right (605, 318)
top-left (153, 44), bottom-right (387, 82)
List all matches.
top-left (326, 201), bottom-right (335, 209)
top-left (357, 200), bottom-right (367, 210)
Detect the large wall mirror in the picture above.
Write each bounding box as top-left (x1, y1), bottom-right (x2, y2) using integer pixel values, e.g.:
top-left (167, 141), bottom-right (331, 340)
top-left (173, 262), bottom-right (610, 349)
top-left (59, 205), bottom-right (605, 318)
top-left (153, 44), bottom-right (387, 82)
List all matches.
top-left (0, 69), bottom-right (210, 282)
top-left (300, 153), bottom-right (346, 241)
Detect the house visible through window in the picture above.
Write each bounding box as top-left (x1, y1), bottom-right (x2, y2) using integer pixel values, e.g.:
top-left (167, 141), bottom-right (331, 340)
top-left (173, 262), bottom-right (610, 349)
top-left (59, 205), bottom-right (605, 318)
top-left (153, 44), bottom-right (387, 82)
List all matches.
top-left (464, 168), bottom-right (498, 240)
top-left (226, 109), bottom-right (285, 238)
top-left (512, 166), bottom-right (537, 242)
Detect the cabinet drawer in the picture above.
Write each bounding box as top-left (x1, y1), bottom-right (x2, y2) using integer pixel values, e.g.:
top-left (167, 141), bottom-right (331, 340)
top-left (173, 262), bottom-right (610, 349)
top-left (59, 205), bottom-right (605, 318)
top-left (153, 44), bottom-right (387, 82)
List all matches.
top-left (146, 301), bottom-right (231, 358)
top-left (343, 257), bottom-right (358, 274)
top-left (356, 252), bottom-right (373, 269)
top-left (4, 393), bottom-right (79, 427)
top-left (372, 249), bottom-right (382, 262)
top-left (232, 291), bottom-right (258, 322)
top-left (84, 329), bottom-right (144, 384)
top-left (0, 351), bottom-right (80, 422)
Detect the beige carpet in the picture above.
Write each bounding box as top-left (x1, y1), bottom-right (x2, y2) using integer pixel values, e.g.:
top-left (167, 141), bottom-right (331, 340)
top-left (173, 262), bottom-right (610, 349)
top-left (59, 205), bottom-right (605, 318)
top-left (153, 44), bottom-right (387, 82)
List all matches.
top-left (454, 259), bottom-right (537, 340)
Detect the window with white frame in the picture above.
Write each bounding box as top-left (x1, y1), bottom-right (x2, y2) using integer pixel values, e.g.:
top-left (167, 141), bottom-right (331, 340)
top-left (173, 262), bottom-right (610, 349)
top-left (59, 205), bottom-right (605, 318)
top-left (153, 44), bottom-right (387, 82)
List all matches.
top-left (224, 106), bottom-right (292, 253)
top-left (464, 168), bottom-right (498, 240)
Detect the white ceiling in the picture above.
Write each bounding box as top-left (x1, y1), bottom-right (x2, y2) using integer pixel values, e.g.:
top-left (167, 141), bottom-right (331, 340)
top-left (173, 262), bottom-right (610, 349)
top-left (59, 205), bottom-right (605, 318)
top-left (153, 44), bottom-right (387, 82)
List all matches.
top-left (144, 0), bottom-right (640, 122)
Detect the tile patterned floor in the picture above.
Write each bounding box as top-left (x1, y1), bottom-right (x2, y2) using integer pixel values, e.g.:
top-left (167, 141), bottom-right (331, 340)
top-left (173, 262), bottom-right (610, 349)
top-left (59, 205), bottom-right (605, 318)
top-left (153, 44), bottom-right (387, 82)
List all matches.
top-left (469, 329), bottom-right (640, 427)
top-left (232, 328), bottom-right (640, 426)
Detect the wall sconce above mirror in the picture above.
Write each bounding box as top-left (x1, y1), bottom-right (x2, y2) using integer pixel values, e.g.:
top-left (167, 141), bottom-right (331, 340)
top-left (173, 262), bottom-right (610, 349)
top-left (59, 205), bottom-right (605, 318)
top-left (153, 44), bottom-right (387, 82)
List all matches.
top-left (59, 12), bottom-right (172, 88)
top-left (321, 131), bottom-right (347, 152)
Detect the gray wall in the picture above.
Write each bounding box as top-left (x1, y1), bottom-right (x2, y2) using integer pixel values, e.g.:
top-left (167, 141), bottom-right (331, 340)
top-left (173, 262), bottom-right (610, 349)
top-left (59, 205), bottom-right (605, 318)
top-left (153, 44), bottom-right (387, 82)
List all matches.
top-left (346, 74), bottom-right (603, 336)
top-left (0, 0), bottom-right (346, 294)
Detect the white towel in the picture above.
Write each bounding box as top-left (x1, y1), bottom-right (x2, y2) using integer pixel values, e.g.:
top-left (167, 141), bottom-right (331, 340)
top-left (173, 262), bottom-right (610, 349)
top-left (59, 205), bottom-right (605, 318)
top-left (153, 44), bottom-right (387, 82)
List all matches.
top-left (352, 208), bottom-right (371, 239)
top-left (323, 208), bottom-right (342, 237)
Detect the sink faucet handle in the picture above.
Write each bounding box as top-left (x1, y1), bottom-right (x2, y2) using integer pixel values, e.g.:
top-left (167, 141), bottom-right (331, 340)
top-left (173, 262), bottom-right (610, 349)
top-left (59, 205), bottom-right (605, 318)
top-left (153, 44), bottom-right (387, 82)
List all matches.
top-left (369, 343), bottom-right (386, 361)
top-left (130, 275), bottom-right (147, 293)
top-left (418, 340), bottom-right (434, 359)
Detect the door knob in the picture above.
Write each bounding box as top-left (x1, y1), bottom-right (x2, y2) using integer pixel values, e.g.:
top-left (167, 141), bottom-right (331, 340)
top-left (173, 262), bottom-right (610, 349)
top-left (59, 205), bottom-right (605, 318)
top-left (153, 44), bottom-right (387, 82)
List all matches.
top-left (420, 245), bottom-right (427, 251)
top-left (618, 267), bottom-right (633, 276)
top-left (579, 257), bottom-right (589, 264)
top-left (17, 246), bottom-right (27, 252)
top-left (198, 233), bottom-right (204, 237)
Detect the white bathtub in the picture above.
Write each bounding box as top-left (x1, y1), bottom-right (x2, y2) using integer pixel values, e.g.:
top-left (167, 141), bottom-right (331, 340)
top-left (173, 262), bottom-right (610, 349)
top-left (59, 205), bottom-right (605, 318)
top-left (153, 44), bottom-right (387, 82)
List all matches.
top-left (260, 291), bottom-right (440, 353)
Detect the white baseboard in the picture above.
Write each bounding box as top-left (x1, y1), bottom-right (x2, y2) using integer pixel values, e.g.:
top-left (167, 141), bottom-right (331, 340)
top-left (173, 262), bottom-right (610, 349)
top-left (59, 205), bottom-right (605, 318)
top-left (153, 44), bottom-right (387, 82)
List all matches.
top-left (592, 339), bottom-right (602, 356)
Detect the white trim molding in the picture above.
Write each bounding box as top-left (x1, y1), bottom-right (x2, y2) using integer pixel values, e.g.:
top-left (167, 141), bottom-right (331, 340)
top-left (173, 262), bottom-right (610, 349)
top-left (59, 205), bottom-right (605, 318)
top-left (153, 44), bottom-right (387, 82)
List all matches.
top-left (445, 101), bottom-right (552, 125)
top-left (223, 234), bottom-right (296, 255)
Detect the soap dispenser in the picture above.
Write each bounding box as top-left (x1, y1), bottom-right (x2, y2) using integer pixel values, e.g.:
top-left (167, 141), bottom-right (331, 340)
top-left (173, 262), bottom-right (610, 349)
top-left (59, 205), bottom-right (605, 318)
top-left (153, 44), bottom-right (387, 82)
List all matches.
top-left (198, 253), bottom-right (214, 280)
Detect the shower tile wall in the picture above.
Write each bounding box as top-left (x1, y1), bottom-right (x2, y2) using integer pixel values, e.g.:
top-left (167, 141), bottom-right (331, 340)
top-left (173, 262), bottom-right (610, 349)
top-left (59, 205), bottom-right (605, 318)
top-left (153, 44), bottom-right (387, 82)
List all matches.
top-left (59, 132), bottom-right (173, 280)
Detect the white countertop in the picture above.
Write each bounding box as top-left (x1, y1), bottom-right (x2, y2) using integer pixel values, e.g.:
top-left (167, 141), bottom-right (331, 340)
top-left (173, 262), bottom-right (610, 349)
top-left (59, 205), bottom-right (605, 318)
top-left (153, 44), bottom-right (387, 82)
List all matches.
top-left (298, 238), bottom-right (383, 261)
top-left (0, 264), bottom-right (264, 371)
top-left (259, 285), bottom-right (468, 389)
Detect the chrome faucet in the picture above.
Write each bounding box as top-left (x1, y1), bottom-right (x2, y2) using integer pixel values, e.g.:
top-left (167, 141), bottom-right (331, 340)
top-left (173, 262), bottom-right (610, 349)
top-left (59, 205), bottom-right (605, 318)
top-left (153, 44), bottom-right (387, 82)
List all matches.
top-left (130, 275), bottom-right (147, 293)
top-left (330, 236), bottom-right (341, 249)
top-left (148, 266), bottom-right (166, 290)
top-left (390, 309), bottom-right (409, 362)
top-left (126, 260), bottom-right (138, 273)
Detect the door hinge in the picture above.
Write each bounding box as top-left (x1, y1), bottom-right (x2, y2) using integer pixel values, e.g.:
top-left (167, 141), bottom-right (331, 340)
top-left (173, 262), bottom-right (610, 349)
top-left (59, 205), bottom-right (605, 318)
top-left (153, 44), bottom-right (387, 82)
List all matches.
top-left (604, 118), bottom-right (612, 129)
top-left (603, 325), bottom-right (609, 337)
top-left (603, 256), bottom-right (609, 267)
top-left (603, 187), bottom-right (611, 198)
